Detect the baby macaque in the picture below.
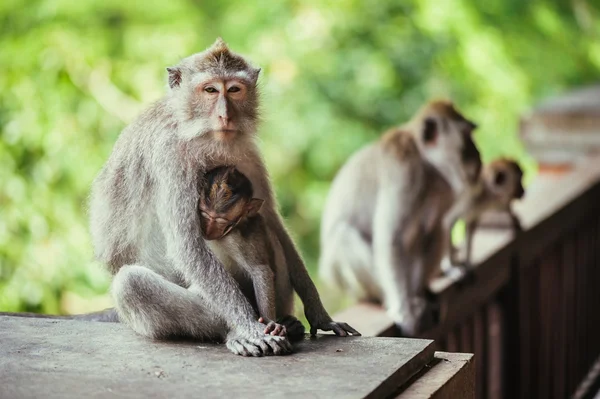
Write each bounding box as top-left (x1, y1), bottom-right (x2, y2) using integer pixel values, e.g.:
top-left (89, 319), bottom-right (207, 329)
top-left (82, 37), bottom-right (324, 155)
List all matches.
top-left (445, 157), bottom-right (525, 271)
top-left (198, 166), bottom-right (291, 338)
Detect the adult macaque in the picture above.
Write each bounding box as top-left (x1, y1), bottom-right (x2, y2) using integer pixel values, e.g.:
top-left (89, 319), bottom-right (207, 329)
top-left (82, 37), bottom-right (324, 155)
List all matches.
top-left (319, 100), bottom-right (481, 336)
top-left (198, 165), bottom-right (309, 340)
top-left (88, 38), bottom-right (359, 357)
top-left (444, 157), bottom-right (525, 271)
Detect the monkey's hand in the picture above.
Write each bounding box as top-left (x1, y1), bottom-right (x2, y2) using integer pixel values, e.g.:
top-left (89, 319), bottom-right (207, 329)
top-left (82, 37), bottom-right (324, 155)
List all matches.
top-left (258, 316), bottom-right (287, 336)
top-left (309, 320), bottom-right (361, 337)
top-left (226, 323), bottom-right (293, 357)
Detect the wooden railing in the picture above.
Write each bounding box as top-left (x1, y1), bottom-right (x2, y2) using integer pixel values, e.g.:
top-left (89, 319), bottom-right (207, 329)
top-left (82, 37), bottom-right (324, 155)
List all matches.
top-left (334, 155), bottom-right (600, 399)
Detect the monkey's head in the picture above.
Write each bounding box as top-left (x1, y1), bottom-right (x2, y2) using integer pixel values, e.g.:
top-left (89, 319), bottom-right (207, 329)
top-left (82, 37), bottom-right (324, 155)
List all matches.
top-left (483, 158), bottom-right (525, 205)
top-left (411, 99), bottom-right (482, 191)
top-left (197, 166), bottom-right (264, 240)
top-left (167, 38), bottom-right (261, 141)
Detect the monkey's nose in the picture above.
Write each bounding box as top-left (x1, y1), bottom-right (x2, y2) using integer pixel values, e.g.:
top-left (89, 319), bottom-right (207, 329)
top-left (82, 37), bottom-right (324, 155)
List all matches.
top-left (218, 116), bottom-right (230, 128)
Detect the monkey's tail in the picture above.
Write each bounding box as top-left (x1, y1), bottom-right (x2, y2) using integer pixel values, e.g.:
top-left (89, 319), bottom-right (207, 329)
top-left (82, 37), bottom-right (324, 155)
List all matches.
top-left (0, 308), bottom-right (119, 322)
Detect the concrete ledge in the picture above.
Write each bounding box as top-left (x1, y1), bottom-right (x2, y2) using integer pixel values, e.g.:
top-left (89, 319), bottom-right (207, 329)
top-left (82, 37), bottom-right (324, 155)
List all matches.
top-left (0, 316), bottom-right (435, 399)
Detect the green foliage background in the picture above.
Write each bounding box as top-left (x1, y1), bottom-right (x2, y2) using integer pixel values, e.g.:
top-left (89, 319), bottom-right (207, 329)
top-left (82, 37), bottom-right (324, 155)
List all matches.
top-left (1, 0), bottom-right (599, 314)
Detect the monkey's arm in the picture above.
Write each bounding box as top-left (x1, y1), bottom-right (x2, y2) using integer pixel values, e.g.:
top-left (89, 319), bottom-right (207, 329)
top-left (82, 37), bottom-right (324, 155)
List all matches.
top-left (228, 244), bottom-right (283, 335)
top-left (263, 207), bottom-right (360, 337)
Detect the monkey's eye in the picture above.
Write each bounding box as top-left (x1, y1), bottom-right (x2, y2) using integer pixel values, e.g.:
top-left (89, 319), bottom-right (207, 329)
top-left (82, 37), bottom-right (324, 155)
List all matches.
top-left (204, 87), bottom-right (218, 93)
top-left (227, 86), bottom-right (241, 93)
top-left (200, 211), bottom-right (211, 219)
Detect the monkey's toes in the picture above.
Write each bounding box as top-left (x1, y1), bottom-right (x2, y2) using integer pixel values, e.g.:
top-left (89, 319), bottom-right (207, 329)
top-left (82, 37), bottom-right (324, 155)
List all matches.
top-left (226, 339), bottom-right (264, 357)
top-left (262, 335), bottom-right (292, 355)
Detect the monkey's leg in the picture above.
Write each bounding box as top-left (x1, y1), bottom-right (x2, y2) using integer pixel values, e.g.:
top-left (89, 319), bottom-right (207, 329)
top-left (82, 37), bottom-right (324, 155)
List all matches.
top-left (113, 265), bottom-right (291, 356)
top-left (457, 219), bottom-right (478, 284)
top-left (112, 265), bottom-right (226, 341)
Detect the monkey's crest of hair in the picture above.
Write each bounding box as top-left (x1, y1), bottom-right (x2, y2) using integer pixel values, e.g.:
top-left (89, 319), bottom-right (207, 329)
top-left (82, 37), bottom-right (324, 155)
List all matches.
top-left (194, 37), bottom-right (260, 79)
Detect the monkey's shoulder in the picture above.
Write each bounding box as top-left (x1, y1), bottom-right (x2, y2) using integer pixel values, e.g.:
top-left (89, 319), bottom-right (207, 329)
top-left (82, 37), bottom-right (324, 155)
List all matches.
top-left (236, 214), bottom-right (267, 239)
top-left (380, 128), bottom-right (420, 161)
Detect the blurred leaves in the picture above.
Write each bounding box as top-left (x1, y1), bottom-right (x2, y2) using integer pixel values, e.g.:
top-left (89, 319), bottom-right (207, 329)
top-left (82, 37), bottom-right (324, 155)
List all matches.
top-left (0, 0), bottom-right (599, 313)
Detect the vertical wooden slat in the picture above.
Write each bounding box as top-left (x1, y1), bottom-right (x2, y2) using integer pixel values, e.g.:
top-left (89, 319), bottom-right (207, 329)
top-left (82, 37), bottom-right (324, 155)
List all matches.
top-left (460, 317), bottom-right (473, 355)
top-left (552, 242), bottom-right (565, 399)
top-left (487, 302), bottom-right (504, 399)
top-left (575, 225), bottom-right (587, 383)
top-left (561, 233), bottom-right (576, 396)
top-left (447, 329), bottom-right (459, 354)
top-left (538, 249), bottom-right (553, 399)
top-left (474, 307), bottom-right (487, 399)
top-left (501, 255), bottom-right (521, 399)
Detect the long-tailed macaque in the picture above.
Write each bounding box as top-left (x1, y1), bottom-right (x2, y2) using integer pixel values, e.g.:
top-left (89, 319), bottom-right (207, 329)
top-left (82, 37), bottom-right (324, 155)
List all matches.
top-left (318, 100), bottom-right (481, 336)
top-left (444, 157), bottom-right (525, 271)
top-left (88, 38), bottom-right (359, 357)
top-left (197, 166), bottom-right (311, 340)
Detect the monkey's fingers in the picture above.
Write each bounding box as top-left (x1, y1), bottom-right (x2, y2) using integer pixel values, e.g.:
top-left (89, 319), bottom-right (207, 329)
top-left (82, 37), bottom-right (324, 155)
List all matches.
top-left (338, 322), bottom-right (361, 336)
top-left (271, 323), bottom-right (286, 336)
top-left (330, 323), bottom-right (348, 337)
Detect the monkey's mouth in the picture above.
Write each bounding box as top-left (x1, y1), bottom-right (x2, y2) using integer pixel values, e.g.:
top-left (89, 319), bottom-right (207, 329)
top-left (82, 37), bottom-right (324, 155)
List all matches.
top-left (212, 130), bottom-right (239, 141)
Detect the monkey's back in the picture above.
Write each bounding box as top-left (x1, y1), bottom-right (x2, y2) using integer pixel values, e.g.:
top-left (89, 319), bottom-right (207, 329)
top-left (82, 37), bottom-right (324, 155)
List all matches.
top-left (320, 143), bottom-right (382, 242)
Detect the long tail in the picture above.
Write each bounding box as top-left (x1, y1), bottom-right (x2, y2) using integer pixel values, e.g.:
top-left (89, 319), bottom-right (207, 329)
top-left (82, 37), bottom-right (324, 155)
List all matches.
top-left (0, 308), bottom-right (119, 322)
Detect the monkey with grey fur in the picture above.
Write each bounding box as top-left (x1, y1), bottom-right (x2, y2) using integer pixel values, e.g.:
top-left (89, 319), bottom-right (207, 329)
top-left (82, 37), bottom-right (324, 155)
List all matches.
top-left (319, 100), bottom-right (481, 336)
top-left (87, 38), bottom-right (359, 357)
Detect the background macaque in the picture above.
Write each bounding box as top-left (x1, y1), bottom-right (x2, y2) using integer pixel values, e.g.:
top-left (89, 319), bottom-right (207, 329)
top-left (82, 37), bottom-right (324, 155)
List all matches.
top-left (319, 100), bottom-right (481, 336)
top-left (197, 166), bottom-right (304, 339)
top-left (88, 38), bottom-right (359, 357)
top-left (444, 157), bottom-right (525, 272)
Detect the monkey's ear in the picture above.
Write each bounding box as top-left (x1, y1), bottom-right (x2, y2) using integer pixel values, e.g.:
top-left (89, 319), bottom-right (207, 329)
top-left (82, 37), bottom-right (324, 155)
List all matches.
top-left (167, 67), bottom-right (182, 89)
top-left (246, 198), bottom-right (264, 217)
top-left (422, 118), bottom-right (437, 144)
top-left (250, 67), bottom-right (261, 85)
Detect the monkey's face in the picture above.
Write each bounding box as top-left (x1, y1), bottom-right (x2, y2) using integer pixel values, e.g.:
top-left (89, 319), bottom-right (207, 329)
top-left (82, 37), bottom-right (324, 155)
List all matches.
top-left (166, 39), bottom-right (261, 140)
top-left (484, 159), bottom-right (525, 206)
top-left (418, 105), bottom-right (481, 190)
top-left (191, 77), bottom-right (259, 141)
top-left (198, 200), bottom-right (246, 241)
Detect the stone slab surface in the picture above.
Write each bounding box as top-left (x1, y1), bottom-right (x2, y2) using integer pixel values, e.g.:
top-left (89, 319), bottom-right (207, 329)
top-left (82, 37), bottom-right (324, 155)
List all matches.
top-left (0, 316), bottom-right (434, 399)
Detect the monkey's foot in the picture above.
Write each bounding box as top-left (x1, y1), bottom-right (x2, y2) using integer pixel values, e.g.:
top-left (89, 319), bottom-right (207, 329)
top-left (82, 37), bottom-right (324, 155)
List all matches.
top-left (277, 315), bottom-right (305, 342)
top-left (309, 320), bottom-right (361, 337)
top-left (226, 327), bottom-right (292, 357)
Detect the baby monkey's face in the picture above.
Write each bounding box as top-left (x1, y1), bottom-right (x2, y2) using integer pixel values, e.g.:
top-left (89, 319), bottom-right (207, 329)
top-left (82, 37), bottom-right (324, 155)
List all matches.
top-left (198, 196), bottom-right (264, 240)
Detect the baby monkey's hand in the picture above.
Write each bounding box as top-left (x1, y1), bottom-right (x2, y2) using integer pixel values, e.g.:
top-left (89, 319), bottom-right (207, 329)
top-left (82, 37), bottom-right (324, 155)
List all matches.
top-left (258, 317), bottom-right (287, 336)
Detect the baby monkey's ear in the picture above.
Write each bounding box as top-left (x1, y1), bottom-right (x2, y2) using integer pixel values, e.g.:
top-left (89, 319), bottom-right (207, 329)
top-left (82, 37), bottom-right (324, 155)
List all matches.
top-left (246, 198), bottom-right (264, 217)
